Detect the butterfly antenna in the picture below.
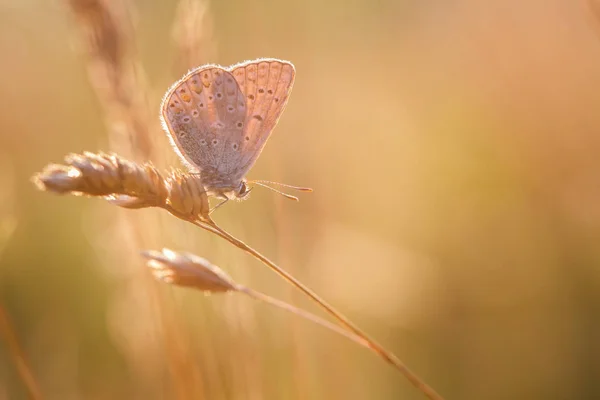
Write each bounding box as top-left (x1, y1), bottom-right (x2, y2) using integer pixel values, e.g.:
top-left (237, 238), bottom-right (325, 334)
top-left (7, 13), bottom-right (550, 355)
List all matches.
top-left (250, 181), bottom-right (310, 201)
top-left (250, 180), bottom-right (313, 192)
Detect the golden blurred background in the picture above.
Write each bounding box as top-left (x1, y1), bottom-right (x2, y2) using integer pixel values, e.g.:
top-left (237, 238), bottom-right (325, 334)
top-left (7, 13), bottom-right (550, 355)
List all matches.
top-left (2, 0), bottom-right (600, 399)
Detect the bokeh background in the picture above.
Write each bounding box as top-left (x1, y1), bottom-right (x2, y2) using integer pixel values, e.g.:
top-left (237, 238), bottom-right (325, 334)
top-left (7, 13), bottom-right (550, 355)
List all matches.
top-left (2, 0), bottom-right (600, 399)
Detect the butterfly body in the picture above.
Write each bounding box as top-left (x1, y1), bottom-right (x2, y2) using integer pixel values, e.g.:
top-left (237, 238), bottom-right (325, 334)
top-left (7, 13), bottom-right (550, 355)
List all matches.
top-left (160, 58), bottom-right (296, 200)
top-left (200, 169), bottom-right (249, 201)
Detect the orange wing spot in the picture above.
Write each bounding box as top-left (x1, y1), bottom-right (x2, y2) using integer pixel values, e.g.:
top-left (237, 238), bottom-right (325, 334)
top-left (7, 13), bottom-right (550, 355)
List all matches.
top-left (181, 94), bottom-right (191, 102)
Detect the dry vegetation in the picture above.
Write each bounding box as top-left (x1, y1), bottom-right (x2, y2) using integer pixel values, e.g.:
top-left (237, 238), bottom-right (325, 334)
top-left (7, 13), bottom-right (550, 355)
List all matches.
top-left (3, 0), bottom-right (600, 399)
top-left (33, 148), bottom-right (442, 400)
top-left (29, 0), bottom-right (445, 399)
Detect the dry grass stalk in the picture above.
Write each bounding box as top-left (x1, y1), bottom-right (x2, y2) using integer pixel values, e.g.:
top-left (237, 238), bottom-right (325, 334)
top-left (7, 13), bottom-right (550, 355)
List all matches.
top-left (59, 4), bottom-right (445, 398)
top-left (66, 0), bottom-right (156, 160)
top-left (160, 217), bottom-right (443, 399)
top-left (165, 170), bottom-right (210, 221)
top-left (0, 306), bottom-right (43, 400)
top-left (142, 248), bottom-right (377, 351)
top-left (143, 249), bottom-right (237, 292)
top-left (66, 1), bottom-right (208, 396)
top-left (0, 155), bottom-right (18, 255)
top-left (588, 0), bottom-right (600, 40)
top-left (33, 150), bottom-right (208, 396)
top-left (33, 151), bottom-right (168, 205)
top-left (195, 223), bottom-right (445, 400)
top-left (172, 0), bottom-right (217, 70)
top-left (32, 151), bottom-right (211, 222)
top-left (33, 151), bottom-right (444, 400)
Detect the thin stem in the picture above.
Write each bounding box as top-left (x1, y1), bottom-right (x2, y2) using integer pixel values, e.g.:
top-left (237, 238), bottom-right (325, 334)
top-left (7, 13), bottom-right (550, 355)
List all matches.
top-left (0, 305), bottom-right (43, 400)
top-left (187, 218), bottom-right (444, 400)
top-left (238, 286), bottom-right (373, 350)
top-left (588, 0), bottom-right (600, 39)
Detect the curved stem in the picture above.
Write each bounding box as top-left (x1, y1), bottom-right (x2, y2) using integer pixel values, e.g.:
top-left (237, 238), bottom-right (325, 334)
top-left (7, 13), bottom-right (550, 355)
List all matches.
top-left (238, 285), bottom-right (372, 350)
top-left (190, 219), bottom-right (444, 400)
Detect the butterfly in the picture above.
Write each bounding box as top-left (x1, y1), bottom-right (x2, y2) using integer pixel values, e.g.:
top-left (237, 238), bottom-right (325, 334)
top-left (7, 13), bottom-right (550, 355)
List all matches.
top-left (160, 58), bottom-right (311, 211)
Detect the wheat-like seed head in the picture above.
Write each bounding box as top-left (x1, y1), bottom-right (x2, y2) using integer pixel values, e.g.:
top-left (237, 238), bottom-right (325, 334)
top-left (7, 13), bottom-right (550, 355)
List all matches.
top-left (165, 170), bottom-right (210, 221)
top-left (142, 248), bottom-right (237, 293)
top-left (32, 151), bottom-right (210, 222)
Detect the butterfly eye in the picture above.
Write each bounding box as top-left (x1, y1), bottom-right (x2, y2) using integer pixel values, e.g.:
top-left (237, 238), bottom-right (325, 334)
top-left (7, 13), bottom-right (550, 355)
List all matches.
top-left (236, 122), bottom-right (243, 128)
top-left (200, 139), bottom-right (207, 145)
top-left (191, 110), bottom-right (199, 118)
top-left (227, 106), bottom-right (235, 113)
top-left (182, 116), bottom-right (191, 123)
top-left (238, 181), bottom-right (249, 197)
top-left (232, 143), bottom-right (239, 151)
top-left (211, 139), bottom-right (218, 146)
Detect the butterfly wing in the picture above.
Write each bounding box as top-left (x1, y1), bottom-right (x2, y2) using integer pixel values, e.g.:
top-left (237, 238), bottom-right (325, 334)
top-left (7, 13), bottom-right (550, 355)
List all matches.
top-left (161, 58), bottom-right (295, 188)
top-left (160, 65), bottom-right (247, 188)
top-left (226, 58), bottom-right (296, 181)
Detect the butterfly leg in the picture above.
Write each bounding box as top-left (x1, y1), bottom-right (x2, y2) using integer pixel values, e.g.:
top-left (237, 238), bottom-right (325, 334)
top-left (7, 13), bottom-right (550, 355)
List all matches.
top-left (209, 198), bottom-right (229, 215)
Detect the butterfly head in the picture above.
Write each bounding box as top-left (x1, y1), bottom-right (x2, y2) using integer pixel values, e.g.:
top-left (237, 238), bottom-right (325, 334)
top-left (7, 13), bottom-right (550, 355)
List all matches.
top-left (234, 180), bottom-right (252, 200)
top-left (211, 181), bottom-right (252, 201)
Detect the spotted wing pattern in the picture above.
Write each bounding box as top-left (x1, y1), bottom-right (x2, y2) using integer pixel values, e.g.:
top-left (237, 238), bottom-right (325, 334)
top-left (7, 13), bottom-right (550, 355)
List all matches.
top-left (161, 58), bottom-right (295, 189)
top-left (228, 58), bottom-right (295, 181)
